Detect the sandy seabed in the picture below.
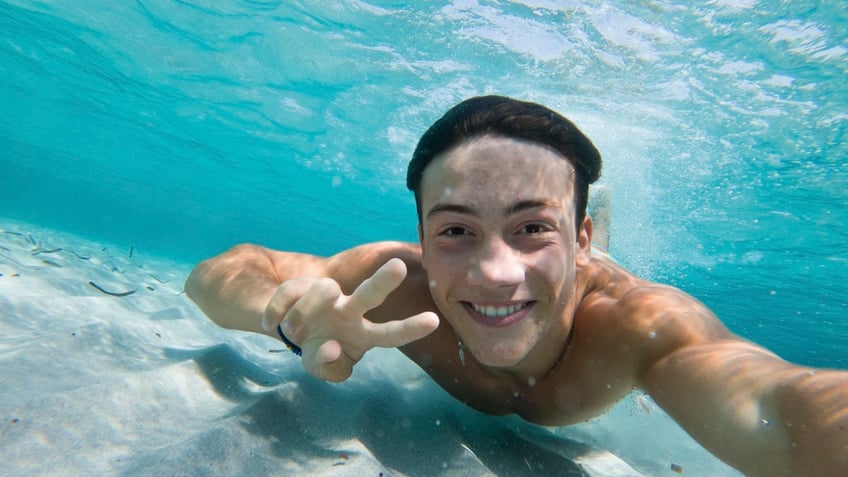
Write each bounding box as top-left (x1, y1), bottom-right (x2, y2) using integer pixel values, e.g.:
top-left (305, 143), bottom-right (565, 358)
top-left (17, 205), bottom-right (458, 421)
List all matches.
top-left (0, 218), bottom-right (741, 477)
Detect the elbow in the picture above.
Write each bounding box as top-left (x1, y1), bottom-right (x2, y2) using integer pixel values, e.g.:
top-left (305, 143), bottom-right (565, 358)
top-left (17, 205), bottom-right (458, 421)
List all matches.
top-left (184, 261), bottom-right (206, 302)
top-left (184, 256), bottom-right (214, 304)
top-left (184, 243), bottom-right (267, 302)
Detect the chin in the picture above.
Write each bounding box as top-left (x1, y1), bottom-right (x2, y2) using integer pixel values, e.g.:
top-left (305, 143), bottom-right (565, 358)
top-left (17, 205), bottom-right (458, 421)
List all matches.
top-left (472, 341), bottom-right (531, 368)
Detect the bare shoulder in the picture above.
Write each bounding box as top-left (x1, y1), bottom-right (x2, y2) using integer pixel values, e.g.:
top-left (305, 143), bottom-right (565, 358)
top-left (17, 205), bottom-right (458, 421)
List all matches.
top-left (323, 241), bottom-right (424, 291)
top-left (579, 257), bottom-right (848, 475)
top-left (576, 254), bottom-right (734, 373)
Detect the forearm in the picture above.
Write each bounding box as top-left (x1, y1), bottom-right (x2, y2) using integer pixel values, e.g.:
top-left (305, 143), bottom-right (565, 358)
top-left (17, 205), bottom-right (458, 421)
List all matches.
top-left (185, 244), bottom-right (284, 337)
top-left (774, 368), bottom-right (848, 475)
top-left (644, 342), bottom-right (848, 476)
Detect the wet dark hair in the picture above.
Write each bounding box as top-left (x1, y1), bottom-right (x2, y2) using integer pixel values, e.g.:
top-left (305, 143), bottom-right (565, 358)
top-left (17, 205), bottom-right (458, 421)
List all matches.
top-left (406, 95), bottom-right (602, 234)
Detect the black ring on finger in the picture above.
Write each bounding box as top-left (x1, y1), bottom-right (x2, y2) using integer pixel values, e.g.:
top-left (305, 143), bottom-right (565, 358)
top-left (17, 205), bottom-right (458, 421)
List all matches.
top-left (276, 324), bottom-right (303, 357)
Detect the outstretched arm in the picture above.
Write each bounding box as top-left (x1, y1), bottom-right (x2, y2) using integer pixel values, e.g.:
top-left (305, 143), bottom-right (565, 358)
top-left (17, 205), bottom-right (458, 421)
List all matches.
top-left (630, 289), bottom-right (848, 476)
top-left (185, 243), bottom-right (326, 337)
top-left (644, 340), bottom-right (847, 476)
top-left (185, 242), bottom-right (440, 381)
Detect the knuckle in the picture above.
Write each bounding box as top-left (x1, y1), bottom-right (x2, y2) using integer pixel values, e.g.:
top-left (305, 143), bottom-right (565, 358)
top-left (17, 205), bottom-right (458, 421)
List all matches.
top-left (311, 277), bottom-right (341, 301)
top-left (263, 287), bottom-right (295, 330)
top-left (275, 278), bottom-right (301, 298)
top-left (282, 307), bottom-right (308, 343)
top-left (265, 293), bottom-right (291, 321)
top-left (268, 279), bottom-right (309, 317)
top-left (278, 277), bottom-right (319, 299)
top-left (314, 276), bottom-right (334, 287)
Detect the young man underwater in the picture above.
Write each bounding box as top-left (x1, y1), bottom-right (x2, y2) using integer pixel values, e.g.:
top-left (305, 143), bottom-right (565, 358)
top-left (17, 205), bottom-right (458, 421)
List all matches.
top-left (186, 95), bottom-right (848, 476)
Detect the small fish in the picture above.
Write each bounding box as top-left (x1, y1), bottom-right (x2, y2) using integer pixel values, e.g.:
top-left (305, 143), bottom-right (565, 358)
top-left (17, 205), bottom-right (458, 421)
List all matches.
top-left (89, 281), bottom-right (137, 297)
top-left (31, 247), bottom-right (62, 256)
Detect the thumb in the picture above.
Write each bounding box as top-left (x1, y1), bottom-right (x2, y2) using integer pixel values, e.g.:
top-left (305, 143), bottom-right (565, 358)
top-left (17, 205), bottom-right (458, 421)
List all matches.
top-left (303, 340), bottom-right (354, 383)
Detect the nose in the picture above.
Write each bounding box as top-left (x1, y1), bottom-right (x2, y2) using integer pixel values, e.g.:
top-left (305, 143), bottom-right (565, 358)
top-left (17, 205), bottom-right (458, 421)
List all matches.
top-left (466, 236), bottom-right (525, 288)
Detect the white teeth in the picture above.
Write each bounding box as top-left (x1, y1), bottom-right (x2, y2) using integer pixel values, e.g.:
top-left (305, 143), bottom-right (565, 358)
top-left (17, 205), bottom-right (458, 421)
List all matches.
top-left (471, 303), bottom-right (525, 318)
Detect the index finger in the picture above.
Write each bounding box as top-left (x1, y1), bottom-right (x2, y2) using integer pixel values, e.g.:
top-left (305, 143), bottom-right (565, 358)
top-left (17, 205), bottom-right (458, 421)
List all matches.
top-left (344, 258), bottom-right (407, 317)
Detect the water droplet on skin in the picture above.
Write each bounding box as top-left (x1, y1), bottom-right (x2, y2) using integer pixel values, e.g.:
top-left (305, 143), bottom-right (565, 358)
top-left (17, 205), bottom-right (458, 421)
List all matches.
top-left (429, 279), bottom-right (437, 288)
top-left (635, 394), bottom-right (652, 414)
top-left (527, 377), bottom-right (537, 387)
top-left (649, 331), bottom-right (657, 339)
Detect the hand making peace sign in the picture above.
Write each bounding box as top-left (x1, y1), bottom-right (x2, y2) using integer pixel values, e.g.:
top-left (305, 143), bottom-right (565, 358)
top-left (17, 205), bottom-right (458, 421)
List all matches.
top-left (261, 258), bottom-right (440, 382)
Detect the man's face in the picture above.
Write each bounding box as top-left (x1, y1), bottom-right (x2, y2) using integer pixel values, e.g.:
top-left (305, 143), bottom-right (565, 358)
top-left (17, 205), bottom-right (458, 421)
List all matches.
top-left (418, 135), bottom-right (592, 375)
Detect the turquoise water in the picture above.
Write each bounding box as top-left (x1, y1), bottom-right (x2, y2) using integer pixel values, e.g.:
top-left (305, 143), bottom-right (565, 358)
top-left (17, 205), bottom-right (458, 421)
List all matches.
top-left (1, 0), bottom-right (846, 370)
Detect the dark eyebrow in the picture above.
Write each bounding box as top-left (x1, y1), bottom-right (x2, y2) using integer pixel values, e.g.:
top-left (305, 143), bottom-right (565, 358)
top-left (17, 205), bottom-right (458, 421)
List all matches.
top-left (426, 199), bottom-right (561, 221)
top-left (505, 199), bottom-right (562, 215)
top-left (426, 203), bottom-right (477, 220)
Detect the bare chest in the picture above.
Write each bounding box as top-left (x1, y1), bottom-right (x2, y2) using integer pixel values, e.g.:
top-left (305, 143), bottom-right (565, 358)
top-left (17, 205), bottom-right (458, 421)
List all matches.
top-left (426, 341), bottom-right (635, 426)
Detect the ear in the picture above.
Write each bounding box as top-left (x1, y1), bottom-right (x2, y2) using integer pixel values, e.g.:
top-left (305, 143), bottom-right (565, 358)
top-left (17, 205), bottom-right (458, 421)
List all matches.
top-left (576, 216), bottom-right (593, 267)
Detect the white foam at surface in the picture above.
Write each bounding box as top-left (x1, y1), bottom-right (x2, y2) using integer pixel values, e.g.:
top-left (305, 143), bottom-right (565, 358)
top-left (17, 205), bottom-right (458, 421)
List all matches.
top-left (0, 218), bottom-right (741, 476)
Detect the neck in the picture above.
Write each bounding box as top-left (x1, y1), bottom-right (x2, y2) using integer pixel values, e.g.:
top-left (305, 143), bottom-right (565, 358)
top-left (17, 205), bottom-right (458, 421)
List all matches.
top-left (475, 323), bottom-right (575, 386)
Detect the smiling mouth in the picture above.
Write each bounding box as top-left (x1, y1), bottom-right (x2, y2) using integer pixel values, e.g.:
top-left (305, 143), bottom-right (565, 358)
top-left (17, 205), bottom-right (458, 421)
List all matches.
top-left (462, 301), bottom-right (534, 326)
top-left (471, 302), bottom-right (528, 318)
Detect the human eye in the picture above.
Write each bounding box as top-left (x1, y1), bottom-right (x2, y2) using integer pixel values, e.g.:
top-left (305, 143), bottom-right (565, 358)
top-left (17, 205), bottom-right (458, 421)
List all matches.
top-left (518, 222), bottom-right (553, 235)
top-left (440, 226), bottom-right (471, 237)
